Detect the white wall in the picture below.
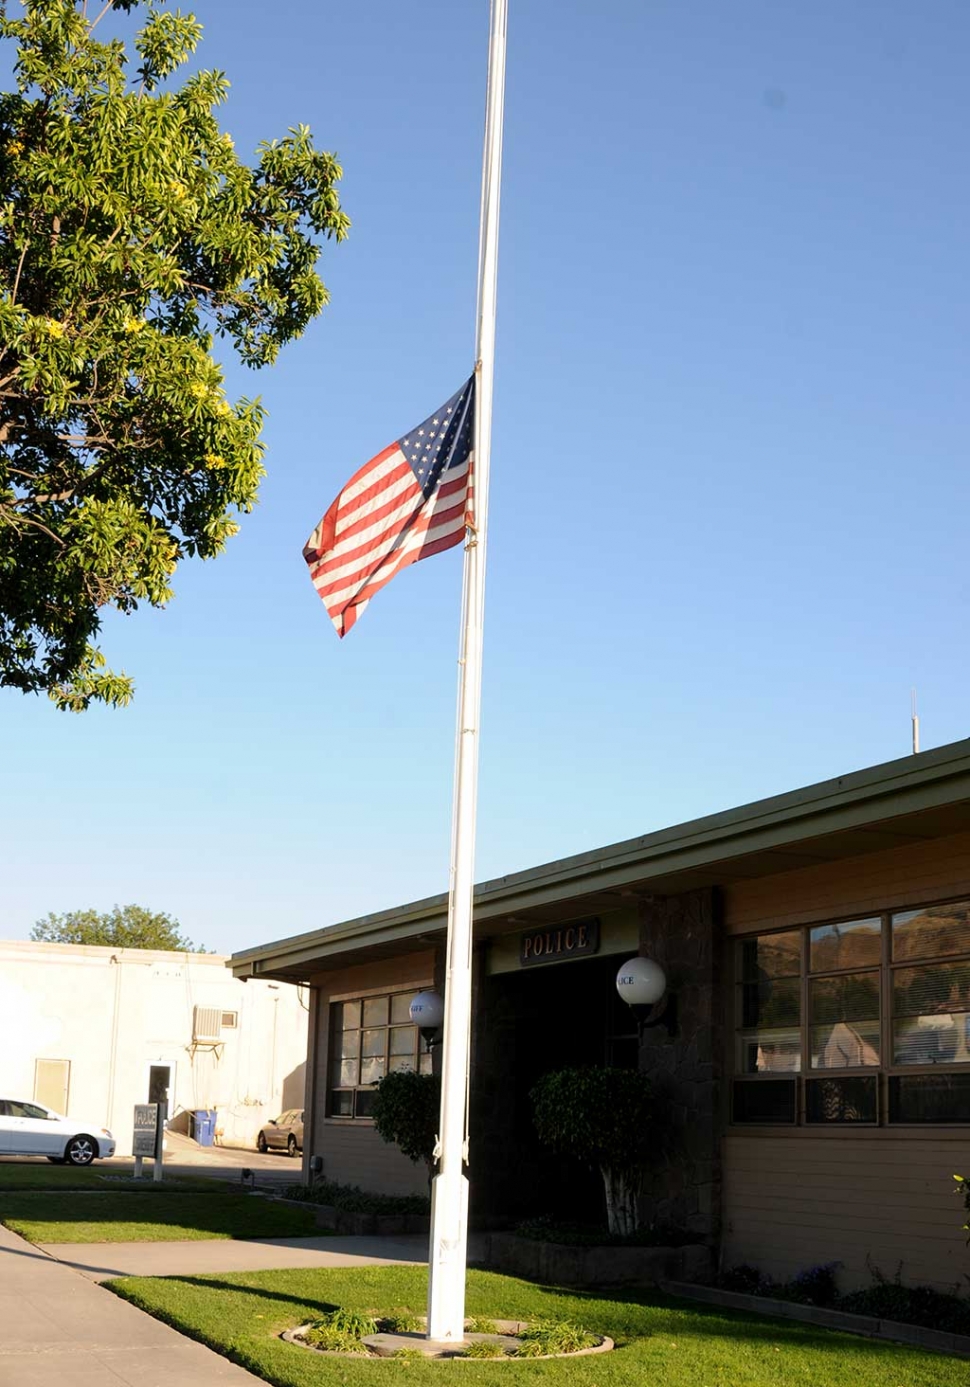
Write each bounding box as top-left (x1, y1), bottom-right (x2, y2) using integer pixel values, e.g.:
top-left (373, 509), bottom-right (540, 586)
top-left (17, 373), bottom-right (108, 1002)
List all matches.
top-left (0, 941), bottom-right (307, 1155)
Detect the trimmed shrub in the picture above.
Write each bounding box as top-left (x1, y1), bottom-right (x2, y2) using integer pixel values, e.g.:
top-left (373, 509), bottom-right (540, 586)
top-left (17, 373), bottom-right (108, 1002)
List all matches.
top-left (530, 1067), bottom-right (656, 1236)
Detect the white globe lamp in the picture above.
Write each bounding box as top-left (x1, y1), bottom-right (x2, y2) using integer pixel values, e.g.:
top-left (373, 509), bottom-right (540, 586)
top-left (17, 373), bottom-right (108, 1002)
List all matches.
top-left (616, 956), bottom-right (677, 1036)
top-left (409, 990), bottom-right (445, 1051)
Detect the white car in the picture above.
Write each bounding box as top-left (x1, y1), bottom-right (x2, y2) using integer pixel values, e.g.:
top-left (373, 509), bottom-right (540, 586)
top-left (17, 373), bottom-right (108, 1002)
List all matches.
top-left (0, 1097), bottom-right (116, 1165)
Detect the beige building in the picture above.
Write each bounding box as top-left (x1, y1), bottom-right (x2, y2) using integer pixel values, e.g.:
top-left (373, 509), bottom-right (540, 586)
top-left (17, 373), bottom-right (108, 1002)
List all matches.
top-left (232, 738), bottom-right (970, 1293)
top-left (0, 941), bottom-right (308, 1155)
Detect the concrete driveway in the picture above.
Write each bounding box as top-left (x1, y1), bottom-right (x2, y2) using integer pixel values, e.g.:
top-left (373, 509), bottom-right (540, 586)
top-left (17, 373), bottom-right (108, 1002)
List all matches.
top-left (0, 1128), bottom-right (302, 1188)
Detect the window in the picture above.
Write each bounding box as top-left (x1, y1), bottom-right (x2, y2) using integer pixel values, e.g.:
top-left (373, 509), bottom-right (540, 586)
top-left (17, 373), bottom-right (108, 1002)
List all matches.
top-left (736, 929), bottom-right (801, 1074)
top-left (220, 1011), bottom-right (238, 1030)
top-left (891, 902), bottom-right (970, 1067)
top-left (4, 1101), bottom-right (50, 1119)
top-left (733, 898), bottom-right (970, 1126)
top-left (809, 917), bottom-right (881, 1074)
top-left (327, 991), bottom-right (432, 1118)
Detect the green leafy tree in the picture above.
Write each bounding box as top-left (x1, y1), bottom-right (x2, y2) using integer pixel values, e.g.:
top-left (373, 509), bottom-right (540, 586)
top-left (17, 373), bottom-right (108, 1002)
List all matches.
top-left (530, 1067), bottom-right (656, 1237)
top-left (371, 1070), bottom-right (441, 1186)
top-left (0, 0), bottom-right (349, 709)
top-left (31, 902), bottom-right (204, 951)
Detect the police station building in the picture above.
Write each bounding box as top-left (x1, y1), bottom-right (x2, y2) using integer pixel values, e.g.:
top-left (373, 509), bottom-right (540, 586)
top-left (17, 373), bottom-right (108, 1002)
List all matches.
top-left (232, 738), bottom-right (970, 1291)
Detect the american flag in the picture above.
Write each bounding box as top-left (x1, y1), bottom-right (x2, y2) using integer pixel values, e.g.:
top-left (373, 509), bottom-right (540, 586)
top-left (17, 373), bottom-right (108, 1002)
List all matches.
top-left (304, 376), bottom-right (475, 637)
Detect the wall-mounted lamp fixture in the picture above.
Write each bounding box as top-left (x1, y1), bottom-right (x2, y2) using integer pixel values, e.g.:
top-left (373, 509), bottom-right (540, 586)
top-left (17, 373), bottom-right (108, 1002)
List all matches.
top-left (409, 990), bottom-right (445, 1052)
top-left (616, 956), bottom-right (677, 1037)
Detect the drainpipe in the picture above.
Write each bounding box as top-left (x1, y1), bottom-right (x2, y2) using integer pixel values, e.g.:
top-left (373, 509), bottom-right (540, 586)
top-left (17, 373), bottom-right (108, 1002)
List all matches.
top-left (105, 954), bottom-right (123, 1132)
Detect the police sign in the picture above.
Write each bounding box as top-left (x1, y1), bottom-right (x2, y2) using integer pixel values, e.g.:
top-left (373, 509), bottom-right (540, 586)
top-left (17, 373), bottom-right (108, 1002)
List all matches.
top-left (132, 1104), bottom-right (158, 1157)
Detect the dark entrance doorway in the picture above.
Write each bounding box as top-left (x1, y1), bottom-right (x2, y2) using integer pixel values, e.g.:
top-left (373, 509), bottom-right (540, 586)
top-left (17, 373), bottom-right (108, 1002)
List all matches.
top-left (147, 1065), bottom-right (172, 1106)
top-left (472, 952), bottom-right (638, 1225)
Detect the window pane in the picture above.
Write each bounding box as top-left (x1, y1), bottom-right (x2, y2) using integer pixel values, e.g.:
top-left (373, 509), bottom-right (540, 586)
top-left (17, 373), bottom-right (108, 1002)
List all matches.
top-left (355, 1089), bottom-right (377, 1117)
top-left (732, 1079), bottom-right (796, 1124)
top-left (894, 1015), bottom-right (970, 1065)
top-left (360, 1056), bottom-right (385, 1085)
top-left (391, 993), bottom-right (416, 1025)
top-left (363, 996), bottom-right (388, 1027)
top-left (737, 1028), bottom-right (801, 1074)
top-left (893, 961), bottom-right (970, 1018)
top-left (336, 1029), bottom-right (359, 1060)
top-left (388, 1054), bottom-right (416, 1073)
top-left (889, 1073), bottom-right (970, 1123)
top-left (419, 1050), bottom-right (433, 1075)
top-left (331, 1059), bottom-right (358, 1088)
top-left (739, 931), bottom-right (801, 983)
top-left (893, 901), bottom-right (970, 963)
top-left (806, 1076), bottom-right (877, 1124)
top-left (361, 1028), bottom-right (387, 1058)
top-left (336, 1000), bottom-right (360, 1031)
top-left (810, 972), bottom-right (880, 1025)
top-left (390, 1025), bottom-right (417, 1056)
top-left (329, 1090), bottom-right (353, 1117)
top-left (739, 977), bottom-right (800, 1029)
top-left (810, 918), bottom-right (881, 972)
top-left (810, 973), bottom-right (880, 1067)
top-left (811, 1021), bottom-right (880, 1068)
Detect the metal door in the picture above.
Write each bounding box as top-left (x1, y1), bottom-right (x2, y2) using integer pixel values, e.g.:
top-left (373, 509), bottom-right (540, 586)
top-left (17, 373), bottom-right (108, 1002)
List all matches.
top-left (34, 1058), bottom-right (70, 1115)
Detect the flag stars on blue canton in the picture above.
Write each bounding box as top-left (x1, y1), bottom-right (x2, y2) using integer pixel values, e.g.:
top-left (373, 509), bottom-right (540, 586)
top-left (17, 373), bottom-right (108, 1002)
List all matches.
top-left (397, 377), bottom-right (474, 499)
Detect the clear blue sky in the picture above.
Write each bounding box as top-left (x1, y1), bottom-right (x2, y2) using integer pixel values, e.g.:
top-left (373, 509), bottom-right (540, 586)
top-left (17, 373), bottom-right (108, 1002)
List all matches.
top-left (3, 1), bottom-right (968, 954)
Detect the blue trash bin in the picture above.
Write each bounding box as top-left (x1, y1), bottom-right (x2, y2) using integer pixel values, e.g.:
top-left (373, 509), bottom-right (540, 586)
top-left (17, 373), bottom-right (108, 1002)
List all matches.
top-left (193, 1109), bottom-right (214, 1147)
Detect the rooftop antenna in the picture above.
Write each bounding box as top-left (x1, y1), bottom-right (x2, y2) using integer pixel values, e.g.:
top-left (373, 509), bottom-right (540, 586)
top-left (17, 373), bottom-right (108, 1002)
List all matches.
top-left (911, 689), bottom-right (920, 755)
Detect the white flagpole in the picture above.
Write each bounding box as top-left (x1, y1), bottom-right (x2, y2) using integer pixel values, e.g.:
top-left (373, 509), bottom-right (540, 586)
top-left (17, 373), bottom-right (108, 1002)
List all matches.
top-left (427, 0), bottom-right (508, 1345)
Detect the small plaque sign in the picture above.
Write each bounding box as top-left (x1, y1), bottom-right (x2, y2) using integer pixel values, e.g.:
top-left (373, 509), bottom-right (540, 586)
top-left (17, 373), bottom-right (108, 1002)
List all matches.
top-left (132, 1103), bottom-right (158, 1156)
top-left (520, 917), bottom-right (600, 967)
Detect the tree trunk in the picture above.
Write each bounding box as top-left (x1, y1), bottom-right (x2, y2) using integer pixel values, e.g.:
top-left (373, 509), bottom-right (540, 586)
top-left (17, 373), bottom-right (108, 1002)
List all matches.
top-left (601, 1165), bottom-right (639, 1237)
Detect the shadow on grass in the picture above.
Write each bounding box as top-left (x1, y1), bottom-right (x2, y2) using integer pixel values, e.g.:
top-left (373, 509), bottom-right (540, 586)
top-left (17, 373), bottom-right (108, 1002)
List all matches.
top-left (155, 1273), bottom-right (343, 1319)
top-left (505, 1278), bottom-right (946, 1361)
top-left (121, 1268), bottom-right (941, 1363)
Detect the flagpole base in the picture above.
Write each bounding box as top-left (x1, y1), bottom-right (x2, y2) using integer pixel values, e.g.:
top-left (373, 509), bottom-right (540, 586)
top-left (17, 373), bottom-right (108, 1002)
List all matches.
top-left (427, 1171), bottom-right (470, 1342)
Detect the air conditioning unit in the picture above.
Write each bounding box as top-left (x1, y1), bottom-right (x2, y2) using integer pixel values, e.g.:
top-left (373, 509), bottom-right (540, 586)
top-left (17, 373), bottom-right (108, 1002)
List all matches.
top-left (192, 1006), bottom-right (222, 1043)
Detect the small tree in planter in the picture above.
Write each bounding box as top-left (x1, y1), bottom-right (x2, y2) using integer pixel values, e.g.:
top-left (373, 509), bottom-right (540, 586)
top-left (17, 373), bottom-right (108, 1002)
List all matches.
top-left (530, 1067), bottom-right (655, 1237)
top-left (371, 1070), bottom-right (440, 1186)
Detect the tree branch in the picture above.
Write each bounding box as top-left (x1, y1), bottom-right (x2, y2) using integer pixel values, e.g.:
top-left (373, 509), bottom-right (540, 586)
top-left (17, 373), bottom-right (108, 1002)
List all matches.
top-left (0, 504), bottom-right (66, 547)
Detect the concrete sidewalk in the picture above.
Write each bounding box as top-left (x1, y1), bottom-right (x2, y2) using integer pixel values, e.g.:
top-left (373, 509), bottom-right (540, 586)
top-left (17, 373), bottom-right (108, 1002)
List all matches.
top-left (0, 1222), bottom-right (262, 1386)
top-left (42, 1232), bottom-right (433, 1282)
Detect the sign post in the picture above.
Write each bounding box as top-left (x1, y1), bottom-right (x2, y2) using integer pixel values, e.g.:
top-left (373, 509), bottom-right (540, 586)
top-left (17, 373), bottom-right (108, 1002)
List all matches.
top-left (152, 1098), bottom-right (167, 1183)
top-left (132, 1103), bottom-right (158, 1181)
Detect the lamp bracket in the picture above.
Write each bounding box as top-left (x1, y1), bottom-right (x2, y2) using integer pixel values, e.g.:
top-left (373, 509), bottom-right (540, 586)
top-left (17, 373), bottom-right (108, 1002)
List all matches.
top-left (631, 992), bottom-right (678, 1039)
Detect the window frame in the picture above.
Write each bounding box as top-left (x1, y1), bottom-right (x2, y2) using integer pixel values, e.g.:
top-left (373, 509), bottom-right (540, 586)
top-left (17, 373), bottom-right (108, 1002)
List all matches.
top-left (730, 893), bottom-right (970, 1130)
top-left (325, 986), bottom-right (433, 1121)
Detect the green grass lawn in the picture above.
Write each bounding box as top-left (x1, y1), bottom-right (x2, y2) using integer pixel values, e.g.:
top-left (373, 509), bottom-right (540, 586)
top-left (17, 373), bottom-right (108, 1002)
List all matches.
top-left (107, 1265), bottom-right (968, 1386)
top-left (0, 1162), bottom-right (224, 1191)
top-left (0, 1190), bottom-right (323, 1242)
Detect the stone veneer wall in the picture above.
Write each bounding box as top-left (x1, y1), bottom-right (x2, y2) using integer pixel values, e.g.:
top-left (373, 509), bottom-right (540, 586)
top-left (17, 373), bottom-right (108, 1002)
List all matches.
top-left (636, 888), bottom-right (724, 1242)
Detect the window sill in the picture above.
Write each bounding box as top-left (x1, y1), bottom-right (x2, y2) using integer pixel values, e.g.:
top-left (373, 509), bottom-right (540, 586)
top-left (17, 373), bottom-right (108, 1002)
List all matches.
top-left (726, 1124), bottom-right (970, 1138)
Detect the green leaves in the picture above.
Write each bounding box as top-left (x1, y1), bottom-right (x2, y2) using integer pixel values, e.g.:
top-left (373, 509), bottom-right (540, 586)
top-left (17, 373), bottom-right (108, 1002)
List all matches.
top-left (371, 1071), bottom-right (441, 1175)
top-left (0, 0), bottom-right (348, 707)
top-left (530, 1067), bottom-right (657, 1177)
top-left (30, 903), bottom-right (205, 950)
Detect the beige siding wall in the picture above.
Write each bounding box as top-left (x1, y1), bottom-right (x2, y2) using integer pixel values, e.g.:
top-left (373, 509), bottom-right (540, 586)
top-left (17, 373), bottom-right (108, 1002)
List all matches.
top-left (723, 828), bottom-right (970, 934)
top-left (308, 951), bottom-right (434, 1196)
top-left (723, 1133), bottom-right (970, 1292)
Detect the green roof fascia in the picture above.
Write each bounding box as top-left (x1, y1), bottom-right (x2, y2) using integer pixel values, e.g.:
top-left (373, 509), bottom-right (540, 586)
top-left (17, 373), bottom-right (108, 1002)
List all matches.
top-left (230, 737), bottom-right (970, 979)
